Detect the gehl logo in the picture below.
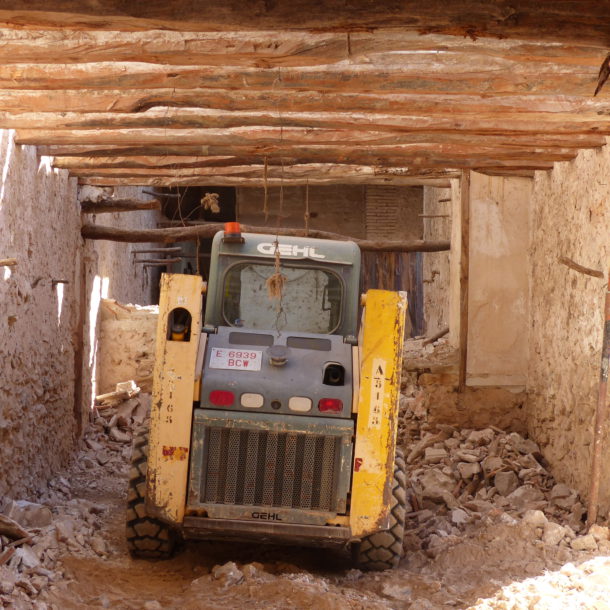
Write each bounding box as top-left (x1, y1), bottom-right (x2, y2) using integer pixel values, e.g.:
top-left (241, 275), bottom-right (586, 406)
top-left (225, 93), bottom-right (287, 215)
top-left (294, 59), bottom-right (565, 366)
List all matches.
top-left (251, 511), bottom-right (283, 521)
top-left (257, 242), bottom-right (326, 259)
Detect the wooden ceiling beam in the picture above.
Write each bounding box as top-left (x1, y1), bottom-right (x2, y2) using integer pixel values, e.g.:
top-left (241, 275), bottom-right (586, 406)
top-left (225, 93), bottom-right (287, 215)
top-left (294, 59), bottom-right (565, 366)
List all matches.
top-left (39, 145), bottom-right (568, 170)
top-left (50, 156), bottom-right (462, 171)
top-left (0, 29), bottom-right (605, 67)
top-left (0, 61), bottom-right (601, 97)
top-left (16, 127), bottom-right (604, 149)
top-left (76, 176), bottom-right (454, 187)
top-left (1, 88), bottom-right (609, 116)
top-left (4, 108), bottom-right (610, 136)
top-left (66, 163), bottom-right (461, 180)
top-left (0, 3), bottom-right (608, 49)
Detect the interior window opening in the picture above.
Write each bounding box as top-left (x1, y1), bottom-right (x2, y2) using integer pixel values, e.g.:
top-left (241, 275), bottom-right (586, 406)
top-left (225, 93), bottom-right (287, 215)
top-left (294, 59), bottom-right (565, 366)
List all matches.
top-left (222, 262), bottom-right (343, 334)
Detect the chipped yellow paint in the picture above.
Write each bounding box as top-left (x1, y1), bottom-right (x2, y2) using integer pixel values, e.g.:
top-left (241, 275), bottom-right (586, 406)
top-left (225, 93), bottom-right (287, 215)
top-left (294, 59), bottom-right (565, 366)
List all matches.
top-left (350, 289), bottom-right (407, 538)
top-left (146, 273), bottom-right (203, 525)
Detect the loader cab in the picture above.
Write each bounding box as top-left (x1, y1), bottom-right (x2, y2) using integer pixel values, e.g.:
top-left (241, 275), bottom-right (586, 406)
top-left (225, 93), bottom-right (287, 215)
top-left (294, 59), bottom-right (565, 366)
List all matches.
top-left (203, 228), bottom-right (361, 340)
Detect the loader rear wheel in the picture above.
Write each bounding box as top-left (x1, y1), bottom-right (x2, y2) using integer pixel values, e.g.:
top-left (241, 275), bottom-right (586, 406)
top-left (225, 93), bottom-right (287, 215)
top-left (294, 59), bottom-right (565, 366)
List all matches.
top-left (353, 447), bottom-right (408, 571)
top-left (126, 428), bottom-right (178, 559)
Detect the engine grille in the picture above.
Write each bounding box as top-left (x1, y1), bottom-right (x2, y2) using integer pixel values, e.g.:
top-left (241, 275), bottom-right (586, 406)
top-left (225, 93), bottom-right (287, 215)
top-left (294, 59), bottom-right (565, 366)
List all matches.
top-left (198, 425), bottom-right (342, 512)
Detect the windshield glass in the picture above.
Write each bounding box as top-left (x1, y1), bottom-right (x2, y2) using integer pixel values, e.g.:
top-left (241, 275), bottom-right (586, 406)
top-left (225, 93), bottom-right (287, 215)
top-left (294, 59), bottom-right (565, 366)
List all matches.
top-left (222, 262), bottom-right (343, 334)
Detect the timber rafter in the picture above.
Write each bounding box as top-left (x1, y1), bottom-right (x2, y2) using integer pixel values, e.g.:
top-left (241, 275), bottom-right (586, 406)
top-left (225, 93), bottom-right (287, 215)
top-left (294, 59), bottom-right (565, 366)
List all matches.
top-left (0, 9), bottom-right (607, 185)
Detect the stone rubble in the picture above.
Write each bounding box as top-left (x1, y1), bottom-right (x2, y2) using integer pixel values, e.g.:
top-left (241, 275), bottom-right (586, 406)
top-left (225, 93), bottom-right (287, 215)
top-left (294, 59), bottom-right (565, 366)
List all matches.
top-left (0, 392), bottom-right (150, 609)
top-left (1, 358), bottom-right (610, 608)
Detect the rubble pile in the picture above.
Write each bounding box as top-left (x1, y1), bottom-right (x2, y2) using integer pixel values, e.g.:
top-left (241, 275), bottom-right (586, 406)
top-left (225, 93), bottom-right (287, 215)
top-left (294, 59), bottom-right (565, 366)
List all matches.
top-left (0, 481), bottom-right (109, 608)
top-left (400, 423), bottom-right (610, 557)
top-left (0, 390), bottom-right (151, 608)
top-left (396, 338), bottom-right (610, 563)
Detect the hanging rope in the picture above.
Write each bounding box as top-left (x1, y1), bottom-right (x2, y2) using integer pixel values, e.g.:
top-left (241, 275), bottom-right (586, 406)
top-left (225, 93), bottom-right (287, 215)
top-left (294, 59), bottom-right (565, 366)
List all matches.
top-left (304, 178), bottom-right (310, 236)
top-left (263, 156), bottom-right (269, 222)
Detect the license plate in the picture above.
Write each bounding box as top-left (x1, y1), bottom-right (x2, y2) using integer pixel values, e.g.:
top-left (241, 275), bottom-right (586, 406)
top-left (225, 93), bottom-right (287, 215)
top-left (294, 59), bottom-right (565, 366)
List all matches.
top-left (209, 348), bottom-right (263, 371)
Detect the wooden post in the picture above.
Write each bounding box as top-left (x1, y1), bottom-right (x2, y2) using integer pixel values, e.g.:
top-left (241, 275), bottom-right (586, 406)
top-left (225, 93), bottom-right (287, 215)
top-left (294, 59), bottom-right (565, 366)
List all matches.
top-left (458, 170), bottom-right (471, 392)
top-left (587, 271), bottom-right (610, 527)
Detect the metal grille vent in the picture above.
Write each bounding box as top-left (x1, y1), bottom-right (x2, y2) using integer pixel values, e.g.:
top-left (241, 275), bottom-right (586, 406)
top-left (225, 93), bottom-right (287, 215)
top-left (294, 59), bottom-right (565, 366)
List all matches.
top-left (200, 426), bottom-right (341, 512)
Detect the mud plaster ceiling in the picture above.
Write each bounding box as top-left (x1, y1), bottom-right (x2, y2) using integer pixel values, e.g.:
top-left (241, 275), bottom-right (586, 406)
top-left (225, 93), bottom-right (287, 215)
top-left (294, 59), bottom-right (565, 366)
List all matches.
top-left (1, 2), bottom-right (610, 188)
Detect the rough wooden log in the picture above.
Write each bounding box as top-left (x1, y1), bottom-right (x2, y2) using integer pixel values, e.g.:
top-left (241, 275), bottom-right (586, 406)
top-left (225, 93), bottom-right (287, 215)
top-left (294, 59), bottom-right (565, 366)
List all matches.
top-left (81, 222), bottom-right (451, 253)
top-left (423, 326), bottom-right (450, 346)
top-left (0, 30), bottom-right (605, 68)
top-left (0, 3), bottom-right (608, 47)
top-left (0, 514), bottom-right (29, 541)
top-left (14, 127), bottom-right (605, 149)
top-left (0, 547), bottom-right (15, 567)
top-left (0, 59), bottom-right (601, 98)
top-left (6, 108), bottom-right (610, 136)
top-left (80, 197), bottom-right (161, 214)
top-left (558, 256), bottom-right (605, 279)
top-left (2, 88), bottom-right (610, 117)
top-left (0, 258), bottom-right (17, 266)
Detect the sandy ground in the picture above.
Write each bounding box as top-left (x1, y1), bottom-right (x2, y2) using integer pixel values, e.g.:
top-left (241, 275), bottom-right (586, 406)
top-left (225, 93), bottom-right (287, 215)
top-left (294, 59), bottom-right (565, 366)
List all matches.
top-left (20, 432), bottom-right (606, 610)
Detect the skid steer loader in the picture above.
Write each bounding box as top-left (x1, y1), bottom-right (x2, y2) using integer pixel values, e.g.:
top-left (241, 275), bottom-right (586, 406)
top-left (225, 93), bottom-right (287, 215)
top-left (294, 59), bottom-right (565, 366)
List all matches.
top-left (126, 223), bottom-right (408, 570)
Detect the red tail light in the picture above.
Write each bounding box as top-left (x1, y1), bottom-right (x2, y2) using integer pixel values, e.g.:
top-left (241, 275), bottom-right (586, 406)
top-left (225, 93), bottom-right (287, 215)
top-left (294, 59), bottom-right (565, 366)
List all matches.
top-left (209, 390), bottom-right (234, 406)
top-left (318, 398), bottom-right (343, 412)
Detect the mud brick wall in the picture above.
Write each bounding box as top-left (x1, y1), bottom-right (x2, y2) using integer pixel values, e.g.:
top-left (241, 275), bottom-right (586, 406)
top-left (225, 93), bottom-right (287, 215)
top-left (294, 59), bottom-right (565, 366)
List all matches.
top-left (527, 144), bottom-right (610, 513)
top-left (0, 131), bottom-right (159, 501)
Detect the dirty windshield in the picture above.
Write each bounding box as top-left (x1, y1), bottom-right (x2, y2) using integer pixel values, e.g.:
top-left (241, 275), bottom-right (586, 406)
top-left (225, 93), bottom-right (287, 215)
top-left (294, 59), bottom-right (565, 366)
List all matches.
top-left (222, 262), bottom-right (343, 333)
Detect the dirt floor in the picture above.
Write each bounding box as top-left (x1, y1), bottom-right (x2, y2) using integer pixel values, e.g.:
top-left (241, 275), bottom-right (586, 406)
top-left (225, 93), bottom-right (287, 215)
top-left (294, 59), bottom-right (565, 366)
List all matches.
top-left (2, 341), bottom-right (610, 609)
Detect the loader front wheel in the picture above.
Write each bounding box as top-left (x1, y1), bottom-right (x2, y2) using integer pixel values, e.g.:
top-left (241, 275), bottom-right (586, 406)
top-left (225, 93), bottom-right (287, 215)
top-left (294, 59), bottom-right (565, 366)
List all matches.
top-left (126, 428), bottom-right (178, 559)
top-left (352, 447), bottom-right (408, 571)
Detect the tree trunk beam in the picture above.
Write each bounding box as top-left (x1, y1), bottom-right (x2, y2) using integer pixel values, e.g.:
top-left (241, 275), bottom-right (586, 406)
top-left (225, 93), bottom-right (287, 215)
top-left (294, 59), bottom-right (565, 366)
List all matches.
top-left (81, 222), bottom-right (451, 253)
top-left (0, 61), bottom-right (602, 98)
top-left (16, 128), bottom-right (604, 149)
top-left (0, 4), bottom-right (608, 47)
top-left (1, 89), bottom-right (610, 117)
top-left (80, 197), bottom-right (160, 214)
top-left (6, 108), bottom-right (610, 136)
top-left (0, 29), bottom-right (606, 68)
top-left (77, 176), bottom-right (454, 187)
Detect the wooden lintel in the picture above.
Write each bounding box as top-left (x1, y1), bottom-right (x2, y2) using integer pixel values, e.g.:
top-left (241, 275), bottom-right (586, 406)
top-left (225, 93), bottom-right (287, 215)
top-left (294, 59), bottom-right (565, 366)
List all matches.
top-left (81, 222), bottom-right (451, 253)
top-left (80, 197), bottom-right (160, 214)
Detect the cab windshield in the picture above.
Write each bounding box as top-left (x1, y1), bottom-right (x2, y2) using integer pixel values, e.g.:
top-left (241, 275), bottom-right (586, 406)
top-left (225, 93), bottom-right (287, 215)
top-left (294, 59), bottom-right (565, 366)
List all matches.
top-left (222, 262), bottom-right (343, 334)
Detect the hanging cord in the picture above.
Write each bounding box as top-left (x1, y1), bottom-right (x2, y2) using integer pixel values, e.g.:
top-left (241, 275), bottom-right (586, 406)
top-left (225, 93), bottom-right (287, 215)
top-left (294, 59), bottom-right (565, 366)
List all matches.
top-left (304, 178), bottom-right (310, 236)
top-left (266, 159), bottom-right (287, 335)
top-left (263, 156), bottom-right (269, 222)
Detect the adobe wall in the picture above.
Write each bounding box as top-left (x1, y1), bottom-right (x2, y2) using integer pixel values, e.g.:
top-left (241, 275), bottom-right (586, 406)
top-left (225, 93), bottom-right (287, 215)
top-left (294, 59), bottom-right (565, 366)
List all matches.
top-left (527, 145), bottom-right (610, 513)
top-left (467, 173), bottom-right (531, 388)
top-left (0, 131), bottom-right (159, 500)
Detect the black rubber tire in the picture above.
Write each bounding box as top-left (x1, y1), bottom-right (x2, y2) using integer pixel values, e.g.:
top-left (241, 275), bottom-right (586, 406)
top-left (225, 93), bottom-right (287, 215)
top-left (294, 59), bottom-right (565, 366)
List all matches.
top-left (353, 447), bottom-right (408, 571)
top-left (126, 428), bottom-right (178, 559)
